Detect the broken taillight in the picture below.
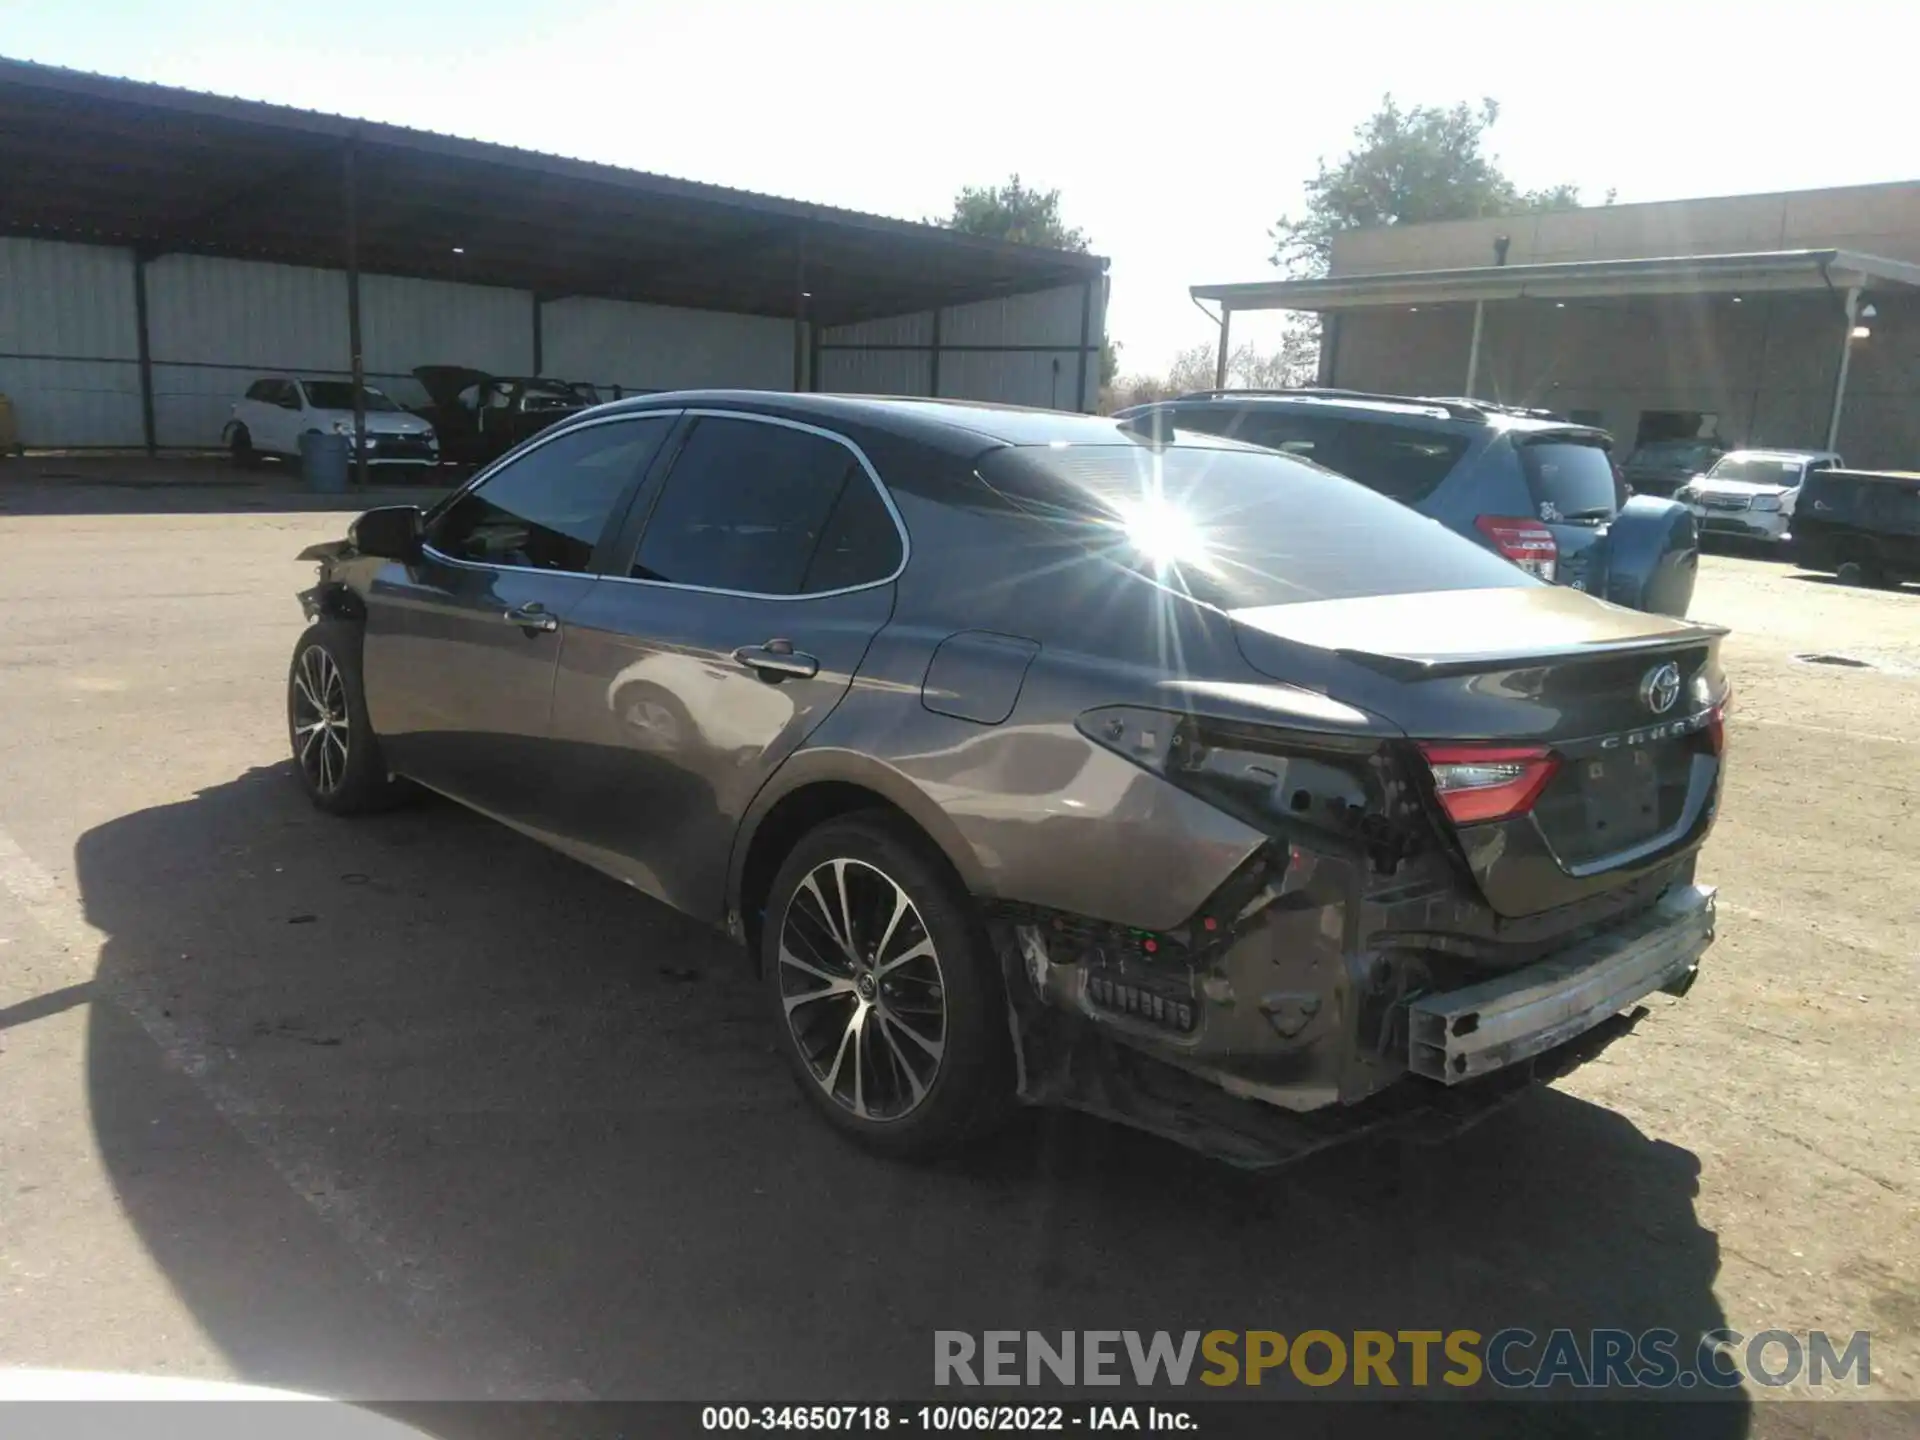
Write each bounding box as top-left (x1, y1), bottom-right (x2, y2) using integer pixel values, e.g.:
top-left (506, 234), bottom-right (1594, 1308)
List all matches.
top-left (1475, 515), bottom-right (1559, 582)
top-left (1419, 743), bottom-right (1560, 825)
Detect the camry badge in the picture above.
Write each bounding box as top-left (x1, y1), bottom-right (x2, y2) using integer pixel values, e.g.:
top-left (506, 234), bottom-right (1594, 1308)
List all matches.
top-left (1641, 662), bottom-right (1682, 715)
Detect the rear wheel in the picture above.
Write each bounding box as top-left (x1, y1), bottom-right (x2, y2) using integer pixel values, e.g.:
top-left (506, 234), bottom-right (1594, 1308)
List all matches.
top-left (228, 425), bottom-right (258, 469)
top-left (1836, 559), bottom-right (1885, 588)
top-left (763, 813), bottom-right (1013, 1159)
top-left (287, 621), bottom-right (404, 815)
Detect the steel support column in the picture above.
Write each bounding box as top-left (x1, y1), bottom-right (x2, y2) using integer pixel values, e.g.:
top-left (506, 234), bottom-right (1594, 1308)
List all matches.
top-left (343, 141), bottom-right (367, 489)
top-left (792, 230), bottom-right (808, 393)
top-left (131, 250), bottom-right (156, 456)
top-left (927, 306), bottom-right (942, 398)
top-left (531, 294), bottom-right (544, 376)
top-left (1464, 300), bottom-right (1486, 398)
top-left (1826, 286), bottom-right (1861, 452)
top-left (1214, 307), bottom-right (1232, 390)
top-left (1075, 279), bottom-right (1094, 412)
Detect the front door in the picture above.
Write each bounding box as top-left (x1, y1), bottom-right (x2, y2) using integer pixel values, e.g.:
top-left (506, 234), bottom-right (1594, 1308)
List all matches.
top-left (361, 413), bottom-right (677, 823)
top-left (545, 412), bottom-right (905, 920)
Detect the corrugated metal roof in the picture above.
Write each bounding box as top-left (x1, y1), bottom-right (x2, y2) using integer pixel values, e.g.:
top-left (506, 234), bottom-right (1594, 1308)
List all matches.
top-left (0, 58), bottom-right (1106, 326)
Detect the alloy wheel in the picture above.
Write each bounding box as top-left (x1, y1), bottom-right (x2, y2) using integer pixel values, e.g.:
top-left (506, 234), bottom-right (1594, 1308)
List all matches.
top-left (291, 645), bottom-right (351, 794)
top-left (777, 857), bottom-right (947, 1122)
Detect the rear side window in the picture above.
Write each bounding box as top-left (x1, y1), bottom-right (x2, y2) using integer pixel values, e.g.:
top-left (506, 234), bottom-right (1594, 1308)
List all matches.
top-left (1518, 440), bottom-right (1618, 520)
top-left (978, 443), bottom-right (1530, 609)
top-left (1173, 408), bottom-right (1468, 504)
top-left (631, 416), bottom-right (900, 595)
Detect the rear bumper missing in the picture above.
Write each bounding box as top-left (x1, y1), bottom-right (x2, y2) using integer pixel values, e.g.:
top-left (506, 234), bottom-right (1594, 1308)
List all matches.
top-left (1408, 883), bottom-right (1714, 1083)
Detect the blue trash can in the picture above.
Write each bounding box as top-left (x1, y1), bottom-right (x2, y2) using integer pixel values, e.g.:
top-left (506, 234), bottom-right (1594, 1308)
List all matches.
top-left (299, 430), bottom-right (351, 493)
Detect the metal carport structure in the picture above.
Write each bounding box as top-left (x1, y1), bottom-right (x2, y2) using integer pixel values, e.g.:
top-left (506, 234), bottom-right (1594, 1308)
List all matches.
top-left (0, 58), bottom-right (1108, 477)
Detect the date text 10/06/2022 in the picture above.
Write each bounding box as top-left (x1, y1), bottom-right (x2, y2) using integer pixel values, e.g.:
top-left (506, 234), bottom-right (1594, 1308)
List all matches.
top-left (702, 1407), bottom-right (1193, 1432)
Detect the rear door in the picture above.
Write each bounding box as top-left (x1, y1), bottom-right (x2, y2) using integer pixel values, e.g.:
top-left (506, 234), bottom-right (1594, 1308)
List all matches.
top-left (361, 414), bottom-right (676, 820)
top-left (543, 411), bottom-right (904, 920)
top-left (1508, 433), bottom-right (1621, 594)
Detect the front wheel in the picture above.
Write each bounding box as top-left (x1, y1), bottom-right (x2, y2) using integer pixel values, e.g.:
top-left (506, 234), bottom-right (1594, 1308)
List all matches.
top-left (287, 621), bottom-right (405, 814)
top-left (228, 425), bottom-right (258, 469)
top-left (763, 814), bottom-right (1013, 1160)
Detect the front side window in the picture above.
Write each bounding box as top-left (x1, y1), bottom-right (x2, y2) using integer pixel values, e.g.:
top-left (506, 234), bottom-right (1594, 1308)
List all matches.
top-left (245, 379), bottom-right (276, 402)
top-left (301, 382), bottom-right (401, 412)
top-left (430, 417), bottom-right (672, 573)
top-left (631, 416), bottom-right (901, 595)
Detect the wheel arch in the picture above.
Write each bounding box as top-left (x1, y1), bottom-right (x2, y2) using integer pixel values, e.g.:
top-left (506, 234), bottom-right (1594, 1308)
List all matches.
top-left (728, 750), bottom-right (986, 960)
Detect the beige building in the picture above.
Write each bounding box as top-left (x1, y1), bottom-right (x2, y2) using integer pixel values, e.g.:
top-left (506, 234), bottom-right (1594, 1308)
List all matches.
top-left (1193, 181), bottom-right (1920, 467)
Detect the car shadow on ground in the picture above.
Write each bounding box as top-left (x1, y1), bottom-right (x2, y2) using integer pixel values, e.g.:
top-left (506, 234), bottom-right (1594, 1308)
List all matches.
top-left (75, 766), bottom-right (1748, 1432)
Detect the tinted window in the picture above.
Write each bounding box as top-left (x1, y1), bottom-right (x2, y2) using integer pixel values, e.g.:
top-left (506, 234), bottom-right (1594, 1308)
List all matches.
top-left (1706, 455), bottom-right (1806, 485)
top-left (1518, 440), bottom-right (1618, 519)
top-left (246, 379), bottom-right (275, 402)
top-left (302, 382), bottom-right (400, 412)
top-left (1174, 408), bottom-right (1468, 505)
top-left (631, 417), bottom-right (896, 594)
top-left (431, 418), bottom-right (670, 572)
top-left (978, 443), bottom-right (1532, 608)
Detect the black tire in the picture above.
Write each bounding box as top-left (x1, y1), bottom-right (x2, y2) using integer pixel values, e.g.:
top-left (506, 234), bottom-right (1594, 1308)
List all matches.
top-left (763, 812), bottom-right (1013, 1160)
top-left (286, 620), bottom-right (405, 815)
top-left (1835, 559), bottom-right (1884, 588)
top-left (228, 425), bottom-right (258, 469)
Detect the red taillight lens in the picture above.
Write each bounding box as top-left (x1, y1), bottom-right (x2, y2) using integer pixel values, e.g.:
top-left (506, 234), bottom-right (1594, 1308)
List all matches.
top-left (1475, 515), bottom-right (1559, 582)
top-left (1419, 743), bottom-right (1560, 825)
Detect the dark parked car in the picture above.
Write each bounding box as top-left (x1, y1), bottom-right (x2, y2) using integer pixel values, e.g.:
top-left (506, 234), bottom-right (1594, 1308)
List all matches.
top-left (409, 365), bottom-right (597, 466)
top-left (289, 393), bottom-right (1727, 1164)
top-left (1791, 467), bottom-right (1920, 587)
top-left (1623, 437), bottom-right (1728, 497)
top-left (1116, 390), bottom-right (1700, 616)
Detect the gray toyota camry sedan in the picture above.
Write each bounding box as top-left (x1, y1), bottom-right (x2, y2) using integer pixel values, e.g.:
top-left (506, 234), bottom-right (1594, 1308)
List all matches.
top-left (289, 392), bottom-right (1727, 1165)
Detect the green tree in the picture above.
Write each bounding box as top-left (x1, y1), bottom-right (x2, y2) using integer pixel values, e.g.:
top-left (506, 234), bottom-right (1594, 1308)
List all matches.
top-left (1271, 97), bottom-right (1596, 277)
top-left (942, 174), bottom-right (1089, 251)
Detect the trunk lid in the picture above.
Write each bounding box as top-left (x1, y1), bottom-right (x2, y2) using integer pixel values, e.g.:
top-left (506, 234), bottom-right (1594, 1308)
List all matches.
top-left (1230, 586), bottom-right (1728, 917)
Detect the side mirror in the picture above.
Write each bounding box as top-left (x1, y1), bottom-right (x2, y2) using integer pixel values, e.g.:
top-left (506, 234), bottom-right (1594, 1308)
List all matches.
top-left (349, 505), bottom-right (423, 561)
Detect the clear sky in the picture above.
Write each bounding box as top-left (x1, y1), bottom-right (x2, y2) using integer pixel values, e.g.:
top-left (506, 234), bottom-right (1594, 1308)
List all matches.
top-left (4, 0), bottom-right (1915, 375)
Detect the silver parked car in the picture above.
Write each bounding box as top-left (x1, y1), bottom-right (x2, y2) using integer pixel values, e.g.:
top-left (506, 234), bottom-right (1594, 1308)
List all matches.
top-left (289, 394), bottom-right (1727, 1165)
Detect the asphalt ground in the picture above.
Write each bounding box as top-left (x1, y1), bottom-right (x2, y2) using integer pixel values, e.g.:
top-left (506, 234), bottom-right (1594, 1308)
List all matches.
top-left (1, 463), bottom-right (1914, 1434)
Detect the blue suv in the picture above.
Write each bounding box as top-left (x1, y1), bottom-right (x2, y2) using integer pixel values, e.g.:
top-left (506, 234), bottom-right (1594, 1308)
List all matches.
top-left (1116, 389), bottom-right (1699, 616)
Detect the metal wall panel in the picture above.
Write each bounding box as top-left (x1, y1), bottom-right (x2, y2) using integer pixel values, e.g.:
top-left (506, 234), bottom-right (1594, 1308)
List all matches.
top-left (940, 285), bottom-right (1088, 348)
top-left (938, 350), bottom-right (1086, 409)
top-left (0, 237), bottom-right (139, 359)
top-left (818, 282), bottom-right (1103, 410)
top-left (816, 348), bottom-right (934, 397)
top-left (146, 254), bottom-right (348, 370)
top-left (0, 238), bottom-right (143, 445)
top-left (542, 298), bottom-right (791, 391)
top-left (361, 273), bottom-right (532, 377)
top-left (0, 355), bottom-right (144, 446)
top-left (820, 310), bottom-right (934, 348)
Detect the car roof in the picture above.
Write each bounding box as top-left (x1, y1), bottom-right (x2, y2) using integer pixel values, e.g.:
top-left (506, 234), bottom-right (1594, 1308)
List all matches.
top-left (1717, 448), bottom-right (1837, 462)
top-left (590, 390), bottom-right (1256, 452)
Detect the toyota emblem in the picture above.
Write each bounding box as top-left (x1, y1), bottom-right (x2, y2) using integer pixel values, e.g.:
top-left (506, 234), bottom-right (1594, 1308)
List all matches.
top-left (1641, 661), bottom-right (1683, 715)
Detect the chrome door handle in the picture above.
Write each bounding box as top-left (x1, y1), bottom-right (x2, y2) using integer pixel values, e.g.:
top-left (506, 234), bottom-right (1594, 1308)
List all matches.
top-left (503, 604), bottom-right (558, 633)
top-left (732, 639), bottom-right (819, 681)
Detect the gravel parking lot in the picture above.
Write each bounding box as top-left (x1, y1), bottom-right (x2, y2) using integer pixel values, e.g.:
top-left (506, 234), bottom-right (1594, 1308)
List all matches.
top-left (0, 465), bottom-right (1914, 1430)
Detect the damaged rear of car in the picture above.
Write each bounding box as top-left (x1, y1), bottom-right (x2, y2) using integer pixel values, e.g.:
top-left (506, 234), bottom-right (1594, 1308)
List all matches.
top-left (836, 427), bottom-right (1727, 1165)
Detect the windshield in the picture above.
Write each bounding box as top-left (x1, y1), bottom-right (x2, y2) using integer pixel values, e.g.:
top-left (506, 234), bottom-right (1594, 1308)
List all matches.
top-left (1708, 455), bottom-right (1807, 485)
top-left (302, 382), bottom-right (401, 412)
top-left (977, 442), bottom-right (1533, 609)
top-left (1518, 439), bottom-right (1618, 519)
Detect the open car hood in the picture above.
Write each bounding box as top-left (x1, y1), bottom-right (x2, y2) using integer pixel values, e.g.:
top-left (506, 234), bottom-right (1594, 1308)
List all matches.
top-left (412, 364), bottom-right (494, 410)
